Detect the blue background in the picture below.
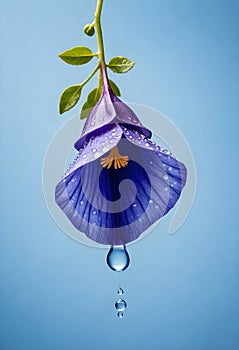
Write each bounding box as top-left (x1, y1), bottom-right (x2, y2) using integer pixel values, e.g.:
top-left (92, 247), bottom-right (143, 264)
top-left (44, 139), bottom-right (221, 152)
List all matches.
top-left (1, 0), bottom-right (239, 349)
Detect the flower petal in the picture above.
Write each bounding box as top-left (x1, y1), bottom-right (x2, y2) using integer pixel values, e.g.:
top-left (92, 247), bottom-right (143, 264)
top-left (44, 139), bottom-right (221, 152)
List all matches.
top-left (66, 124), bottom-right (122, 177)
top-left (55, 137), bottom-right (187, 246)
top-left (75, 89), bottom-right (151, 150)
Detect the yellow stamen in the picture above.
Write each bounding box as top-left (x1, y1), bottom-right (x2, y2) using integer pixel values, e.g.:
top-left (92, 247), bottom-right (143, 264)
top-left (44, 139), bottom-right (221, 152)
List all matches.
top-left (100, 146), bottom-right (129, 169)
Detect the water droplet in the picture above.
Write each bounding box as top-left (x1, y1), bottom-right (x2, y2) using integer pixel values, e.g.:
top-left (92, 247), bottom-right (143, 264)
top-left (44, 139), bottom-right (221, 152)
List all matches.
top-left (82, 154), bottom-right (87, 158)
top-left (163, 175), bottom-right (169, 180)
top-left (133, 203), bottom-right (137, 207)
top-left (115, 299), bottom-right (127, 312)
top-left (106, 245), bottom-right (130, 272)
top-left (145, 143), bottom-right (149, 147)
top-left (150, 161), bottom-right (153, 164)
top-left (117, 312), bottom-right (123, 318)
top-left (92, 210), bottom-right (96, 215)
top-left (149, 199), bottom-right (153, 204)
top-left (92, 148), bottom-right (96, 153)
top-left (168, 167), bottom-right (172, 171)
top-left (91, 122), bottom-right (95, 126)
top-left (117, 287), bottom-right (123, 295)
top-left (80, 200), bottom-right (84, 205)
top-left (164, 187), bottom-right (169, 192)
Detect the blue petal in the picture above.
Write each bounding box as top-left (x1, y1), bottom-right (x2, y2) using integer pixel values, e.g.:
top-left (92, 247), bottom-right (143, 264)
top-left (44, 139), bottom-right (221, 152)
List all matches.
top-left (55, 137), bottom-right (186, 245)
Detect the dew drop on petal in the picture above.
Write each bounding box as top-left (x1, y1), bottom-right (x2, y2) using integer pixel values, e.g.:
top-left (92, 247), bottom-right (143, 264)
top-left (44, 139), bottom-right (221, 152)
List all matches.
top-left (163, 175), bottom-right (169, 180)
top-left (117, 311), bottom-right (123, 318)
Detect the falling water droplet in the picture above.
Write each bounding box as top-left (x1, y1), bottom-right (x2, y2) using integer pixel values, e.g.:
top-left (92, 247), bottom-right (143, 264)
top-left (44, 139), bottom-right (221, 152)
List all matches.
top-left (117, 312), bottom-right (123, 318)
top-left (106, 245), bottom-right (130, 272)
top-left (115, 299), bottom-right (127, 312)
top-left (117, 287), bottom-right (123, 295)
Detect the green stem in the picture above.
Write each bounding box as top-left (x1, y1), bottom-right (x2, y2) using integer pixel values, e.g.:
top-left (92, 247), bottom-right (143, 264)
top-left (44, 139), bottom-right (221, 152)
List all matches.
top-left (95, 0), bottom-right (105, 65)
top-left (81, 64), bottom-right (100, 87)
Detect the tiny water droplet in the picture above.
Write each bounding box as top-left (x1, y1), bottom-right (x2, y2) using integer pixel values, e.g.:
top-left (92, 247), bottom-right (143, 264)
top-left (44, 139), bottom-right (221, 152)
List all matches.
top-left (117, 312), bottom-right (123, 318)
top-left (115, 299), bottom-right (127, 312)
top-left (117, 287), bottom-right (123, 295)
top-left (106, 245), bottom-right (130, 272)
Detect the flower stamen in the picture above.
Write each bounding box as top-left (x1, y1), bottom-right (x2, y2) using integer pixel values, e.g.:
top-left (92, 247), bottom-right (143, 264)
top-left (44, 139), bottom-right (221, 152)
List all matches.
top-left (100, 146), bottom-right (129, 169)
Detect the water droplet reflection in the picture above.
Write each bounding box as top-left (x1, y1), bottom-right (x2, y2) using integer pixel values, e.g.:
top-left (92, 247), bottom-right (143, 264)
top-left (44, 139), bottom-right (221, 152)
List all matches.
top-left (117, 287), bottom-right (123, 295)
top-left (106, 245), bottom-right (130, 272)
top-left (115, 299), bottom-right (127, 312)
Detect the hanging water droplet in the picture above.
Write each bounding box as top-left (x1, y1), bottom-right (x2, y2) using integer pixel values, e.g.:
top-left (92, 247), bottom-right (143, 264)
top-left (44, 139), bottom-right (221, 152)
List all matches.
top-left (106, 245), bottom-right (130, 272)
top-left (115, 299), bottom-right (127, 312)
top-left (117, 311), bottom-right (123, 318)
top-left (117, 287), bottom-right (123, 295)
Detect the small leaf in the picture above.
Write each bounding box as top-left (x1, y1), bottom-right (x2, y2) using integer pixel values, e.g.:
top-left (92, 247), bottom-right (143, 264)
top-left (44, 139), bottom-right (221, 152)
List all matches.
top-left (108, 56), bottom-right (135, 74)
top-left (59, 85), bottom-right (82, 114)
top-left (109, 79), bottom-right (121, 96)
top-left (80, 88), bottom-right (101, 119)
top-left (84, 23), bottom-right (95, 37)
top-left (59, 46), bottom-right (96, 65)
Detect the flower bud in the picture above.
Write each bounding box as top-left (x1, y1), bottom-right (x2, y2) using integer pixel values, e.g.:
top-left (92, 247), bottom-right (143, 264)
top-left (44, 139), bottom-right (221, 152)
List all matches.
top-left (84, 23), bottom-right (95, 37)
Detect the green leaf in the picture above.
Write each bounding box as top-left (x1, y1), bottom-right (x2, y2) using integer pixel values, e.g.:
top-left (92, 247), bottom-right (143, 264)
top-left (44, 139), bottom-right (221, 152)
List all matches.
top-left (80, 88), bottom-right (101, 120)
top-left (59, 85), bottom-right (82, 114)
top-left (109, 79), bottom-right (121, 96)
top-left (107, 56), bottom-right (135, 74)
top-left (58, 46), bottom-right (96, 65)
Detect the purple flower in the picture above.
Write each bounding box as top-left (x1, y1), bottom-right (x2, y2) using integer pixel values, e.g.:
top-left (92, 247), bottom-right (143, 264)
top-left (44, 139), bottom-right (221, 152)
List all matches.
top-left (55, 75), bottom-right (187, 246)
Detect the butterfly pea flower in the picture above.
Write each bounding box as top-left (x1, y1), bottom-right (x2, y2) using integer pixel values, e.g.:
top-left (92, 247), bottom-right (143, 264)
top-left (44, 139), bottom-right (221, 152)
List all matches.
top-left (55, 76), bottom-right (187, 246)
